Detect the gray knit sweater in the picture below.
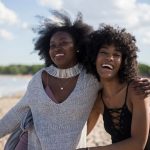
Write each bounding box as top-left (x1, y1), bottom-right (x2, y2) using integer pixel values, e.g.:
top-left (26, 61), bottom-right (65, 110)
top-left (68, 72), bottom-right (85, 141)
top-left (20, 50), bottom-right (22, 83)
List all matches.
top-left (0, 67), bottom-right (100, 150)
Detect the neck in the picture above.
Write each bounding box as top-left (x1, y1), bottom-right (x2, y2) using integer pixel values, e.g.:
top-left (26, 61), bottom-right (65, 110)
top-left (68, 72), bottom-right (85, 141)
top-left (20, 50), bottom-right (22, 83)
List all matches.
top-left (56, 61), bottom-right (78, 69)
top-left (46, 63), bottom-right (83, 79)
top-left (101, 78), bottom-right (126, 98)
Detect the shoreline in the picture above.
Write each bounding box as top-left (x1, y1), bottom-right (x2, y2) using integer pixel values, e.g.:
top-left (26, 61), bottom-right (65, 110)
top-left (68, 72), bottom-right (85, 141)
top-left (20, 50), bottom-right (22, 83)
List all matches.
top-left (0, 74), bottom-right (32, 78)
top-left (0, 75), bottom-right (32, 99)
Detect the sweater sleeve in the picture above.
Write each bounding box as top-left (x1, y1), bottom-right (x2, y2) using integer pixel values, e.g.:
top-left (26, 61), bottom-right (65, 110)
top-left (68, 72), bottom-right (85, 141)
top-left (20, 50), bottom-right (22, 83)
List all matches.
top-left (0, 80), bottom-right (32, 138)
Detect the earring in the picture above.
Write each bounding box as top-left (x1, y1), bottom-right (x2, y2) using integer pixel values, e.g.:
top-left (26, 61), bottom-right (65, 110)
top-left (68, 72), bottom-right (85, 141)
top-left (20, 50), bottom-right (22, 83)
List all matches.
top-left (76, 50), bottom-right (79, 53)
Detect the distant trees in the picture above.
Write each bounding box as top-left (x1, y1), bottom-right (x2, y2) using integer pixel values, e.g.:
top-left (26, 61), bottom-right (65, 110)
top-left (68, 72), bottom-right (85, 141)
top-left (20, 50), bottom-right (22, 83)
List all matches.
top-left (138, 63), bottom-right (150, 77)
top-left (0, 64), bottom-right (44, 75)
top-left (0, 63), bottom-right (149, 77)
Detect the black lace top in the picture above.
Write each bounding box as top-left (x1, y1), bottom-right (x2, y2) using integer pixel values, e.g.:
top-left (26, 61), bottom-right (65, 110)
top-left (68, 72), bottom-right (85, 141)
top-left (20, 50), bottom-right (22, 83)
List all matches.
top-left (101, 84), bottom-right (132, 143)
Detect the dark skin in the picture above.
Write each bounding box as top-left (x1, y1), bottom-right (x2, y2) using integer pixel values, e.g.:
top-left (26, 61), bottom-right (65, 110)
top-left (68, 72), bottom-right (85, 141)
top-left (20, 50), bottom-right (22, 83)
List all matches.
top-left (78, 44), bottom-right (150, 150)
top-left (43, 31), bottom-right (79, 103)
top-left (42, 71), bottom-right (78, 103)
top-left (87, 78), bottom-right (150, 135)
top-left (131, 78), bottom-right (150, 96)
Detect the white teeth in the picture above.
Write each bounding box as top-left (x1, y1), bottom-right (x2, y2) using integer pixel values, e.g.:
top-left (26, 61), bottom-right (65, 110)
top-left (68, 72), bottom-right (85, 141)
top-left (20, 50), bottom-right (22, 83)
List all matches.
top-left (102, 64), bottom-right (113, 69)
top-left (55, 54), bottom-right (64, 57)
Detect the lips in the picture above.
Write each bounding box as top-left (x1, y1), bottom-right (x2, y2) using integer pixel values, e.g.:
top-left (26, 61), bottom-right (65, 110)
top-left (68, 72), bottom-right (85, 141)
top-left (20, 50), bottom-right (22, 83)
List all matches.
top-left (55, 53), bottom-right (65, 57)
top-left (101, 64), bottom-right (114, 70)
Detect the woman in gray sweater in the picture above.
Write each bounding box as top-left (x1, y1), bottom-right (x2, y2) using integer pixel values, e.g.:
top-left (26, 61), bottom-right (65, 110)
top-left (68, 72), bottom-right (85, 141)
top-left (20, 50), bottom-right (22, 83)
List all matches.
top-left (1, 10), bottom-right (100, 150)
top-left (1, 11), bottom-right (150, 150)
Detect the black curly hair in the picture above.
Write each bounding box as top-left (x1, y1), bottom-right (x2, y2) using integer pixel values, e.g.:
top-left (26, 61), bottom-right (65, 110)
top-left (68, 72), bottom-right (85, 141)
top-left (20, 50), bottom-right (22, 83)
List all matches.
top-left (85, 24), bottom-right (139, 83)
top-left (33, 10), bottom-right (93, 67)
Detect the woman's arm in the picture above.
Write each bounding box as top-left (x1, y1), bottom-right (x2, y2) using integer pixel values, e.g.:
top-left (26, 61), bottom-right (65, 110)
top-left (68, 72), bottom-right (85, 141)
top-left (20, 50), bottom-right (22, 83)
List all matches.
top-left (0, 80), bottom-right (32, 138)
top-left (87, 95), bottom-right (102, 135)
top-left (78, 87), bottom-right (150, 150)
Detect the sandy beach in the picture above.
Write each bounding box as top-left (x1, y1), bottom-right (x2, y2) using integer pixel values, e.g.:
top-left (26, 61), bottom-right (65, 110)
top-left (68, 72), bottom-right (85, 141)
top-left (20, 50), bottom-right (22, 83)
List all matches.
top-left (0, 93), bottom-right (111, 149)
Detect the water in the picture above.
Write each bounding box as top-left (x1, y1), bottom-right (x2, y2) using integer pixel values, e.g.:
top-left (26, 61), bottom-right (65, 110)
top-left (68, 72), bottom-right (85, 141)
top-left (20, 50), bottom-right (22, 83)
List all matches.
top-left (0, 75), bottom-right (32, 98)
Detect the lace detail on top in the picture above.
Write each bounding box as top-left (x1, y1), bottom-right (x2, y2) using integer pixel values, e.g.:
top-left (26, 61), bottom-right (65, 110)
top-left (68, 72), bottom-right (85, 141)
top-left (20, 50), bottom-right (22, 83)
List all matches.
top-left (101, 84), bottom-right (132, 143)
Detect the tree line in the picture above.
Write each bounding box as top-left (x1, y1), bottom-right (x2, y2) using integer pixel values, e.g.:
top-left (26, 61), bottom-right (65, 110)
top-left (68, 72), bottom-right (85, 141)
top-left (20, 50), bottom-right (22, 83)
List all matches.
top-left (0, 64), bottom-right (44, 75)
top-left (138, 63), bottom-right (150, 77)
top-left (0, 63), bottom-right (149, 77)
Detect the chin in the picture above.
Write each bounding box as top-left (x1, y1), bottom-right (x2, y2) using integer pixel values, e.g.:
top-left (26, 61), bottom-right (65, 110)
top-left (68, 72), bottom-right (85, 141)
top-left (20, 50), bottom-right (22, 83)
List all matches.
top-left (100, 74), bottom-right (115, 80)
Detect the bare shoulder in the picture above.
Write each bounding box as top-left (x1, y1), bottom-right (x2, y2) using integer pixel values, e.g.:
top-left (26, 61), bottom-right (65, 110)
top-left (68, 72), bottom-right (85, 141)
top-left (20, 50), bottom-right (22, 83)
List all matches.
top-left (128, 83), bottom-right (150, 105)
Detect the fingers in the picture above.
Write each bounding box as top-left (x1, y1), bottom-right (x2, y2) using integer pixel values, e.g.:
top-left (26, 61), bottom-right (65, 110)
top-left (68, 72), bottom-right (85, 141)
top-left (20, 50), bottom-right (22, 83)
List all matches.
top-left (131, 78), bottom-right (150, 88)
top-left (132, 78), bottom-right (149, 84)
top-left (130, 77), bottom-right (150, 97)
top-left (140, 85), bottom-right (150, 91)
top-left (131, 84), bottom-right (150, 98)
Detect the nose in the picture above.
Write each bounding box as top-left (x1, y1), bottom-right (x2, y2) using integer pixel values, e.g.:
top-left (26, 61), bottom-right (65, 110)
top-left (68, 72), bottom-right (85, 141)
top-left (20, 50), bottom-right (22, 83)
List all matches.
top-left (55, 44), bottom-right (62, 50)
top-left (50, 44), bottom-right (62, 51)
top-left (106, 55), bottom-right (114, 61)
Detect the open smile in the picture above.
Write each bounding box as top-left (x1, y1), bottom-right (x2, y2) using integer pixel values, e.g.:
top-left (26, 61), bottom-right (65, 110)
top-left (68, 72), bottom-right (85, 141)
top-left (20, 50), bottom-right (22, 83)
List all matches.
top-left (101, 64), bottom-right (114, 70)
top-left (55, 53), bottom-right (65, 57)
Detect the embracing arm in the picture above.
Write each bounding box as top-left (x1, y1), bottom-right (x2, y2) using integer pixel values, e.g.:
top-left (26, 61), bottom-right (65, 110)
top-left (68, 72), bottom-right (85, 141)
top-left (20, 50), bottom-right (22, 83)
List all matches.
top-left (131, 77), bottom-right (150, 97)
top-left (87, 95), bottom-right (101, 135)
top-left (78, 87), bottom-right (150, 150)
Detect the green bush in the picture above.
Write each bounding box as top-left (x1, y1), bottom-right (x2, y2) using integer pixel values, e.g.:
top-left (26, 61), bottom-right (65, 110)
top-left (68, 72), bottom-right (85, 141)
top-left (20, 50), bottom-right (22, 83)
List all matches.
top-left (0, 64), bottom-right (44, 75)
top-left (138, 63), bottom-right (150, 77)
top-left (0, 63), bottom-right (149, 77)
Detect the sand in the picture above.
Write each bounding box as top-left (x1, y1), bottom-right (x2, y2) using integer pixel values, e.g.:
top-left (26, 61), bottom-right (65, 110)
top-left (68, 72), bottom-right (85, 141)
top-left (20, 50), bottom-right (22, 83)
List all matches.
top-left (0, 93), bottom-right (111, 150)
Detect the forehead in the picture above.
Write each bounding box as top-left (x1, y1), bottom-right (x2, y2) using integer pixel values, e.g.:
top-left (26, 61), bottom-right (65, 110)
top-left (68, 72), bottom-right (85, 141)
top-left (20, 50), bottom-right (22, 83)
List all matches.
top-left (100, 44), bottom-right (121, 52)
top-left (50, 31), bottom-right (73, 42)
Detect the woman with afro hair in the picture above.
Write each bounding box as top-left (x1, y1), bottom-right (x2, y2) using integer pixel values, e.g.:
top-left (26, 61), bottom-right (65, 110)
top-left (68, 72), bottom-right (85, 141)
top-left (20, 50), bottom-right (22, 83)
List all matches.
top-left (0, 10), bottom-right (100, 150)
top-left (1, 10), bottom-right (150, 150)
top-left (78, 24), bottom-right (150, 150)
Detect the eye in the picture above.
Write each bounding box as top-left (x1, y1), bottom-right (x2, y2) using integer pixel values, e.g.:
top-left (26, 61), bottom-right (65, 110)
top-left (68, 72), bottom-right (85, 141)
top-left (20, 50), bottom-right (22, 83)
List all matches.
top-left (99, 50), bottom-right (108, 55)
top-left (114, 53), bottom-right (121, 57)
top-left (50, 44), bottom-right (56, 49)
top-left (100, 51), bottom-right (107, 54)
top-left (60, 41), bottom-right (72, 46)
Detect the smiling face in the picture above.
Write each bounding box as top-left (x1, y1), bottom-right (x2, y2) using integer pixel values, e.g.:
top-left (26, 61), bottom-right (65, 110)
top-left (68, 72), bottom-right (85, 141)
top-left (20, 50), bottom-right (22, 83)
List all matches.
top-left (49, 31), bottom-right (77, 69)
top-left (96, 44), bottom-right (122, 81)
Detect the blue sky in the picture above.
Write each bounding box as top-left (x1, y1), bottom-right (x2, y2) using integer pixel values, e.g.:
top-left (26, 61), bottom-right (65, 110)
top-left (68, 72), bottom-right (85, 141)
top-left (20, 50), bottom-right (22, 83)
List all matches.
top-left (0, 0), bottom-right (150, 66)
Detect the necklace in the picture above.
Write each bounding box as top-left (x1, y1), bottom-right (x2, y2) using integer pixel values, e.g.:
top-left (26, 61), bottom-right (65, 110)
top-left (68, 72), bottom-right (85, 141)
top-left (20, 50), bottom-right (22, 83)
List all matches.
top-left (57, 78), bottom-right (73, 91)
top-left (46, 63), bottom-right (83, 79)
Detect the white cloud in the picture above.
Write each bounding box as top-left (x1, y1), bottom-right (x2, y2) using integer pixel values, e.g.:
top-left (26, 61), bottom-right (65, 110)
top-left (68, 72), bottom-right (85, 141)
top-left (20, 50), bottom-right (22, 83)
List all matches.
top-left (0, 1), bottom-right (30, 30)
top-left (114, 0), bottom-right (136, 10)
top-left (0, 29), bottom-right (14, 40)
top-left (20, 22), bottom-right (30, 29)
top-left (38, 0), bottom-right (63, 9)
top-left (0, 2), bottom-right (19, 25)
top-left (58, 0), bottom-right (150, 64)
top-left (136, 27), bottom-right (150, 45)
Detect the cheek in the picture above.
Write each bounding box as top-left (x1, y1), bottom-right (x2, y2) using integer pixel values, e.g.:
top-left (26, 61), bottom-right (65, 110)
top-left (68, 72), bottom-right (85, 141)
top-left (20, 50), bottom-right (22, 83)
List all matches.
top-left (68, 47), bottom-right (76, 58)
top-left (116, 58), bottom-right (122, 68)
top-left (96, 55), bottom-right (103, 65)
top-left (96, 59), bottom-right (99, 68)
top-left (96, 57), bottom-right (102, 72)
top-left (49, 50), bottom-right (53, 59)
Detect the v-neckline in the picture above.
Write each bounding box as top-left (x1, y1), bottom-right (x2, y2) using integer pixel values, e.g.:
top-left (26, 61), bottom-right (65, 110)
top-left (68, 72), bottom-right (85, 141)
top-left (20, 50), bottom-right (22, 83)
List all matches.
top-left (40, 68), bottom-right (83, 105)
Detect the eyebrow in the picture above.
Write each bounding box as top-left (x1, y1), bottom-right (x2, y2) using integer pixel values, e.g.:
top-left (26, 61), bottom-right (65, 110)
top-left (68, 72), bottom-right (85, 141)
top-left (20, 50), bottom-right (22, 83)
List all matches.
top-left (100, 46), bottom-right (109, 50)
top-left (50, 38), bottom-right (73, 43)
top-left (100, 47), bottom-right (121, 53)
